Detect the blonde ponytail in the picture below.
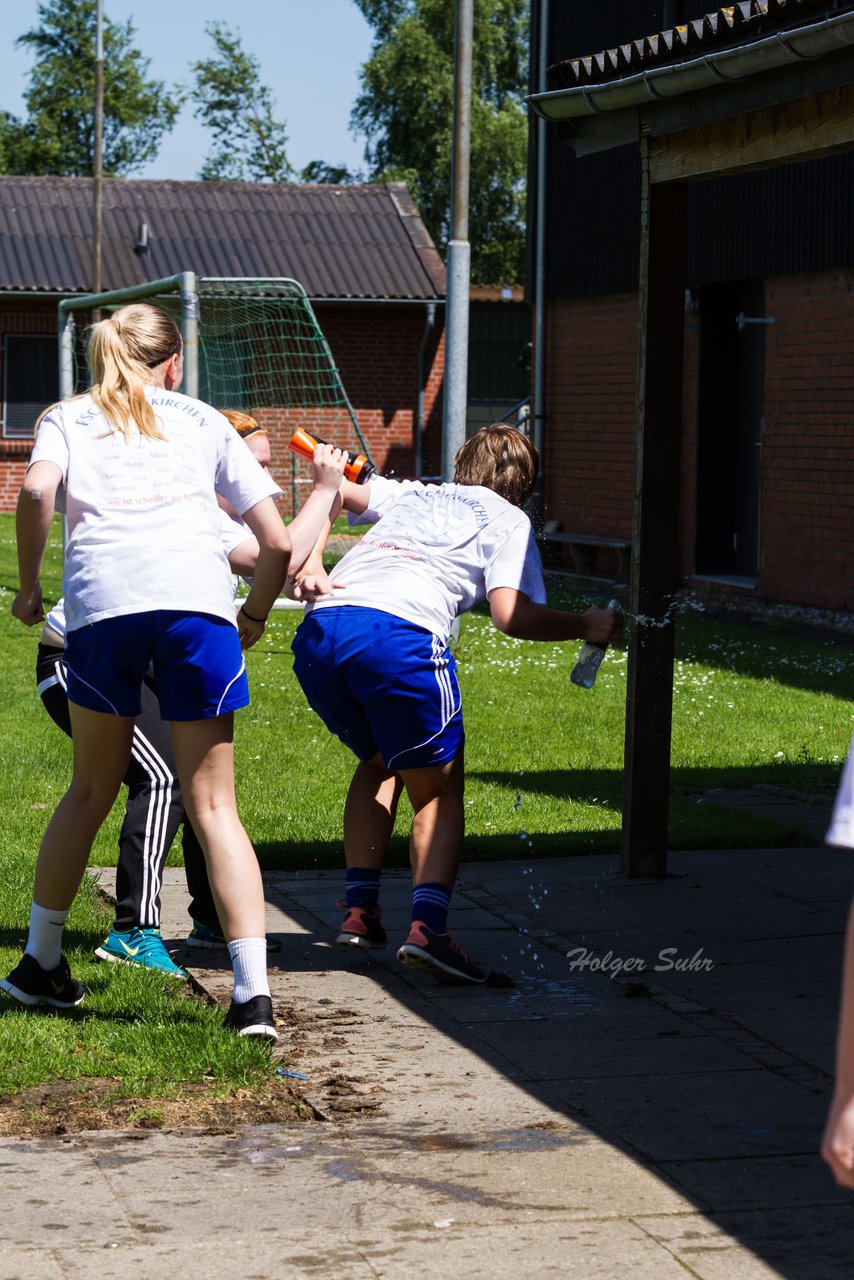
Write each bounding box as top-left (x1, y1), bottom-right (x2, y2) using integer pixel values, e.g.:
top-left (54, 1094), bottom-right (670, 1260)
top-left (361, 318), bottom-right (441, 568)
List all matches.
top-left (86, 304), bottom-right (182, 441)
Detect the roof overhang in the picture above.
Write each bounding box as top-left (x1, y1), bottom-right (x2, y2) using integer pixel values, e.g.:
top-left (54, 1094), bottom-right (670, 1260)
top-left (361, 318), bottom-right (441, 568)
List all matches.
top-left (527, 7), bottom-right (854, 157)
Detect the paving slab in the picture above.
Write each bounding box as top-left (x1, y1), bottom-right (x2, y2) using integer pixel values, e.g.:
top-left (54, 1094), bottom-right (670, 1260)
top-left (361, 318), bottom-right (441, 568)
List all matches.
top-left (638, 1205), bottom-right (854, 1280)
top-left (68, 846), bottom-right (854, 1277)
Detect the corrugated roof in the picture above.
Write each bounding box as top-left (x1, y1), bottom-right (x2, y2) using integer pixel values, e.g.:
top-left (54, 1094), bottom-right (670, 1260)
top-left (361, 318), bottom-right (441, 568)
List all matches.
top-left (547, 0), bottom-right (838, 90)
top-left (0, 177), bottom-right (446, 301)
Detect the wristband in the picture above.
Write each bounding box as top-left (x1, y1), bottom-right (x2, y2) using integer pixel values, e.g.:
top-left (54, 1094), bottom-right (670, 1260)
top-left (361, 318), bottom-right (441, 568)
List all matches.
top-left (239, 605), bottom-right (267, 624)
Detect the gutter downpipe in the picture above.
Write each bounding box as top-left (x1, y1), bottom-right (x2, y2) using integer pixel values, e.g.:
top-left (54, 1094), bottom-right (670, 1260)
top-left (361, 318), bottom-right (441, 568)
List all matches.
top-left (441, 0), bottom-right (474, 480)
top-left (415, 301), bottom-right (437, 479)
top-left (531, 0), bottom-right (550, 519)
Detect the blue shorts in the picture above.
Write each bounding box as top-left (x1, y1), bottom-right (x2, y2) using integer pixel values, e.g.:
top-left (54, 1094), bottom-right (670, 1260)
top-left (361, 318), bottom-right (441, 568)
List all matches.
top-left (64, 611), bottom-right (249, 721)
top-left (292, 607), bottom-right (463, 771)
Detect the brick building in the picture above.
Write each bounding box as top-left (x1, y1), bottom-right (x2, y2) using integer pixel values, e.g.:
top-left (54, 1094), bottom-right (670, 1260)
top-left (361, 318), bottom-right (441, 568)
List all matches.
top-left (0, 177), bottom-right (446, 510)
top-left (529, 0), bottom-right (854, 613)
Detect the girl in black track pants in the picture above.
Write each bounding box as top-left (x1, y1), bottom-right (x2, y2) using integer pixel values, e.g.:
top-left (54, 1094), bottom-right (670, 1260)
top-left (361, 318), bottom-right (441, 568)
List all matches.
top-left (36, 631), bottom-right (219, 976)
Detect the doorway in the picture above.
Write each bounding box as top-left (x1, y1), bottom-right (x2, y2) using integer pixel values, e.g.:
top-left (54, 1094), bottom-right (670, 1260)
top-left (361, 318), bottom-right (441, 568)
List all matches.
top-left (695, 279), bottom-right (766, 581)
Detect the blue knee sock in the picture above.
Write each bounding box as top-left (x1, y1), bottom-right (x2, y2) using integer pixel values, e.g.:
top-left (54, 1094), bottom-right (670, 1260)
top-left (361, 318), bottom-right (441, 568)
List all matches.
top-left (411, 883), bottom-right (451, 934)
top-left (345, 868), bottom-right (381, 913)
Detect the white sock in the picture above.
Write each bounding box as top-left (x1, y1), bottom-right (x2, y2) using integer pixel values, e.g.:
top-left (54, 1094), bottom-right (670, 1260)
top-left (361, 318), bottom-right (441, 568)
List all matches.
top-left (26, 901), bottom-right (69, 970)
top-left (227, 938), bottom-right (270, 1004)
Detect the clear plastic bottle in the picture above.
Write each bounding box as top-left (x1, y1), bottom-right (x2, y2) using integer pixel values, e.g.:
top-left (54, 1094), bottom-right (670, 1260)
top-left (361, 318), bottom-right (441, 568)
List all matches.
top-left (570, 599), bottom-right (620, 689)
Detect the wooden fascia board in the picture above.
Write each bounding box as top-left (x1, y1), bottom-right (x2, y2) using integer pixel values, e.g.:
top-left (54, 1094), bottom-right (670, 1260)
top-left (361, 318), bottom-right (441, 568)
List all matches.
top-left (648, 79), bottom-right (854, 181)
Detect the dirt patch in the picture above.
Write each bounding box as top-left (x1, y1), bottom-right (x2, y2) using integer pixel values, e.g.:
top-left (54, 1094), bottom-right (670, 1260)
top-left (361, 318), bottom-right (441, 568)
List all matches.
top-left (0, 1077), bottom-right (316, 1139)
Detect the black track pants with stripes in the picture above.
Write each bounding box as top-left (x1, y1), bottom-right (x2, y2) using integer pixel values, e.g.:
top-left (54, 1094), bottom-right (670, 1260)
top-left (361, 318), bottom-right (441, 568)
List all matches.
top-left (36, 643), bottom-right (219, 933)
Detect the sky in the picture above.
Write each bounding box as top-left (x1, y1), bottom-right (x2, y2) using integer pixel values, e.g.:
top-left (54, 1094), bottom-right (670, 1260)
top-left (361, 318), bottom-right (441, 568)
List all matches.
top-left (0, 0), bottom-right (375, 179)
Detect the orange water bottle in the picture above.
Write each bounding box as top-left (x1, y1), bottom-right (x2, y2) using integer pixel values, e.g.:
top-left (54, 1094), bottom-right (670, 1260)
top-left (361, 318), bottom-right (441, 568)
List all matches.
top-left (288, 427), bottom-right (375, 485)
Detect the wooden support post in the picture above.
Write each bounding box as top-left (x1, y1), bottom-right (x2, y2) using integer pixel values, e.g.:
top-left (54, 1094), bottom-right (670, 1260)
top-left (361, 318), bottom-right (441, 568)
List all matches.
top-left (621, 142), bottom-right (687, 878)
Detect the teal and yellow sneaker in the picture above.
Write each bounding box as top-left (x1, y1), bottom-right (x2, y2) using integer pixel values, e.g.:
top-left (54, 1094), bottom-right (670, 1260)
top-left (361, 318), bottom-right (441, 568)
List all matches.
top-left (184, 920), bottom-right (228, 950)
top-left (95, 928), bottom-right (187, 979)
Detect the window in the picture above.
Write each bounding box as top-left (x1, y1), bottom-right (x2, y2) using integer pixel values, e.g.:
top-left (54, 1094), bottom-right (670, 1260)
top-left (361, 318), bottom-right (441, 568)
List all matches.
top-left (3, 334), bottom-right (58, 439)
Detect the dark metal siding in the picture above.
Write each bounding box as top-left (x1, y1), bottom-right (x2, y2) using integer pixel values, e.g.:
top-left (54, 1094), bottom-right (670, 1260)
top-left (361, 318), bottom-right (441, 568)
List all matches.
top-left (542, 0), bottom-right (854, 297)
top-left (468, 302), bottom-right (531, 400)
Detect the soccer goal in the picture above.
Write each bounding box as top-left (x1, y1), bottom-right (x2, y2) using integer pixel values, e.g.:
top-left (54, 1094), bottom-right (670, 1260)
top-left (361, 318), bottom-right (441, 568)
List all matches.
top-left (58, 272), bottom-right (372, 514)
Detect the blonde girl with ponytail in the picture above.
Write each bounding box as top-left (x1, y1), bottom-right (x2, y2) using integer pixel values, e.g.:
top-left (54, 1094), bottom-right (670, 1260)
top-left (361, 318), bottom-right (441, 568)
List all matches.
top-left (6, 303), bottom-right (346, 1040)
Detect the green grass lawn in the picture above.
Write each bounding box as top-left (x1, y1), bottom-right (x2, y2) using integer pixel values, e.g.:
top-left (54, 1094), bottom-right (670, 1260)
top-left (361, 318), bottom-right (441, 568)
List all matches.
top-left (0, 511), bottom-right (851, 1105)
top-left (2, 515), bottom-right (852, 873)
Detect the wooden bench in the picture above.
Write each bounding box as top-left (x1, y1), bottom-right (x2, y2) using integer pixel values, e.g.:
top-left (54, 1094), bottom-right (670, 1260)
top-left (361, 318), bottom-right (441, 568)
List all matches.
top-left (539, 523), bottom-right (632, 587)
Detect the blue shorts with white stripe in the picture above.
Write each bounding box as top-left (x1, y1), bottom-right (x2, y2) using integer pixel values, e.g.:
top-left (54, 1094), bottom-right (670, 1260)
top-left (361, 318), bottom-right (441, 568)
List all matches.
top-left (292, 606), bottom-right (464, 771)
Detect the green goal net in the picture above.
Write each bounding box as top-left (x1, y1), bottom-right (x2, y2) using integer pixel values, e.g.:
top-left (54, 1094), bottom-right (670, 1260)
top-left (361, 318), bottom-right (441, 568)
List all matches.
top-left (65, 275), bottom-right (371, 515)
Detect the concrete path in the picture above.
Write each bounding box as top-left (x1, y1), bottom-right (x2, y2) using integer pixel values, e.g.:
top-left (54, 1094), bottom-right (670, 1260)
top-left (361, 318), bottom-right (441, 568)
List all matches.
top-left (3, 817), bottom-right (854, 1278)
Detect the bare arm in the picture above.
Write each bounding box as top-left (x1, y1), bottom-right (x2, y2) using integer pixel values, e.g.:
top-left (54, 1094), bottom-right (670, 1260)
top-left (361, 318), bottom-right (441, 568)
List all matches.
top-left (227, 536), bottom-right (259, 578)
top-left (488, 588), bottom-right (622, 646)
top-left (290, 471), bottom-right (376, 602)
top-left (235, 496), bottom-right (291, 648)
top-left (286, 445), bottom-right (347, 576)
top-left (13, 460), bottom-right (62, 626)
top-left (338, 475), bottom-right (372, 517)
top-left (823, 900), bottom-right (854, 1186)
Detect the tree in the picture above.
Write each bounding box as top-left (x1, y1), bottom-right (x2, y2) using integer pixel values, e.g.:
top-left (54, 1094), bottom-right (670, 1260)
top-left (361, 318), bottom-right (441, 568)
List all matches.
top-left (352, 0), bottom-right (529, 284)
top-left (300, 160), bottom-right (363, 185)
top-left (189, 23), bottom-right (292, 183)
top-left (1, 0), bottom-right (179, 177)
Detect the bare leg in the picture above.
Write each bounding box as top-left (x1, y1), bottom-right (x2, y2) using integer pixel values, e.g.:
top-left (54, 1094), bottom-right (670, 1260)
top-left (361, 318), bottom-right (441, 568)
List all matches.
top-left (399, 752), bottom-right (465, 889)
top-left (33, 706), bottom-right (133, 910)
top-left (395, 752), bottom-right (487, 983)
top-left (169, 715), bottom-right (266, 941)
top-left (343, 756), bottom-right (403, 870)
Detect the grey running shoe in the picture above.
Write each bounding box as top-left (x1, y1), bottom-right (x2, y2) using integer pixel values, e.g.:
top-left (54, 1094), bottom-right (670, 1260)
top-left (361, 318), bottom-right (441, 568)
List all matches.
top-left (397, 922), bottom-right (487, 984)
top-left (185, 921), bottom-right (282, 954)
top-left (336, 906), bottom-right (387, 950)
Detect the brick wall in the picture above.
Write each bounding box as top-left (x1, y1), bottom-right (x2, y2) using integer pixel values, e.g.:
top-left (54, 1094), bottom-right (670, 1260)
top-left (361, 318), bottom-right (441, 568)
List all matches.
top-left (251, 304), bottom-right (445, 515)
top-left (316, 304), bottom-right (445, 479)
top-left (543, 274), bottom-right (854, 612)
top-left (761, 271), bottom-right (854, 611)
top-left (542, 293), bottom-right (638, 578)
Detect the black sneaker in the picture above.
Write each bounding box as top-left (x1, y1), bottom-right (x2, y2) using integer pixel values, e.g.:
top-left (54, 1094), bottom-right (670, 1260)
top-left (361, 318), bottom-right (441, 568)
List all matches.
top-left (223, 994), bottom-right (279, 1043)
top-left (397, 921), bottom-right (487, 985)
top-left (0, 953), bottom-right (85, 1008)
top-left (336, 905), bottom-right (387, 949)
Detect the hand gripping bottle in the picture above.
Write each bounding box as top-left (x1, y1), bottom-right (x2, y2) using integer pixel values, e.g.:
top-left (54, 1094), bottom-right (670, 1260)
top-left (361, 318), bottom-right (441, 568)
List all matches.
top-left (570, 599), bottom-right (620, 689)
top-left (288, 427), bottom-right (375, 485)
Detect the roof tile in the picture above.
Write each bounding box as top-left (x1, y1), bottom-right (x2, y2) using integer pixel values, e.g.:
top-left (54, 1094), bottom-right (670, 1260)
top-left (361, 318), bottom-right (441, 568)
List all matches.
top-left (0, 177), bottom-right (445, 300)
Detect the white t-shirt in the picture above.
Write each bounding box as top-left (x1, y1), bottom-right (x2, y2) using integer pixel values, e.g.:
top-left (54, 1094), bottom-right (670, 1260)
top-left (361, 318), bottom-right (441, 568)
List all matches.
top-left (307, 476), bottom-right (546, 642)
top-left (827, 737), bottom-right (854, 849)
top-left (30, 389), bottom-right (280, 633)
top-left (43, 510), bottom-right (252, 642)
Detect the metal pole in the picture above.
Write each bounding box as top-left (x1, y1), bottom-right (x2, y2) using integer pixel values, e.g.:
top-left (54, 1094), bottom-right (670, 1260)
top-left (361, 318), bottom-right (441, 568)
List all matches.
top-left (92, 0), bottom-right (104, 305)
top-left (180, 272), bottom-right (199, 399)
top-left (531, 0), bottom-right (550, 515)
top-left (415, 301), bottom-right (437, 478)
top-left (59, 273), bottom-right (186, 315)
top-left (59, 308), bottom-right (76, 400)
top-left (441, 0), bottom-right (474, 480)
